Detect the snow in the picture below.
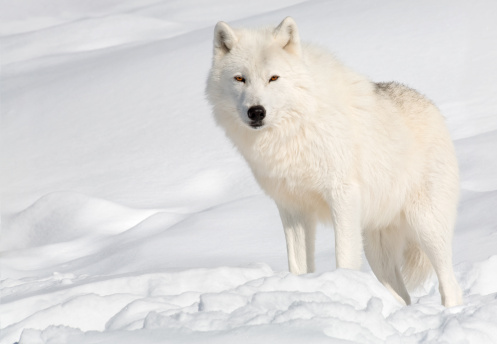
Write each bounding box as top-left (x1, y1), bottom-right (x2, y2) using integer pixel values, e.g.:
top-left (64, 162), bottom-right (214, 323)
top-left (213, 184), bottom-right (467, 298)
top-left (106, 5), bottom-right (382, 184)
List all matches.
top-left (1, 0), bottom-right (496, 343)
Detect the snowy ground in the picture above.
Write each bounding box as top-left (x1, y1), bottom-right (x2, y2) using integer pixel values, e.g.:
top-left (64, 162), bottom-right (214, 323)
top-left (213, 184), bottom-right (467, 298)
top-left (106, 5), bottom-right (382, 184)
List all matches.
top-left (1, 0), bottom-right (497, 343)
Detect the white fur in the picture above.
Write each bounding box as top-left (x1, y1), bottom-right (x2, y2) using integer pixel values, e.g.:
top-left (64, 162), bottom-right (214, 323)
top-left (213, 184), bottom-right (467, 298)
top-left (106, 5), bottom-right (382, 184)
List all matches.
top-left (206, 17), bottom-right (462, 307)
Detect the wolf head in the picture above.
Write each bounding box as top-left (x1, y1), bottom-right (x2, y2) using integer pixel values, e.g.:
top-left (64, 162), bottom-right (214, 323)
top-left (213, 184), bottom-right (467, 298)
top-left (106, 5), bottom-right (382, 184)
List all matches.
top-left (206, 17), bottom-right (312, 132)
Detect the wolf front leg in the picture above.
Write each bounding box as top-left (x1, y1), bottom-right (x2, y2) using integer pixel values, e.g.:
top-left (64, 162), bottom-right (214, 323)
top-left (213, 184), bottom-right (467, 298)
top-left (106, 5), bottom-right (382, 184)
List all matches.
top-left (328, 184), bottom-right (363, 270)
top-left (276, 204), bottom-right (316, 275)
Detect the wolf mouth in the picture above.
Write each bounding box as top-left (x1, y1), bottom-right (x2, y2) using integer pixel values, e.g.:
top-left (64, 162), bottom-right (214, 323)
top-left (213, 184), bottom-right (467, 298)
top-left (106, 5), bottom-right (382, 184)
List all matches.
top-left (249, 120), bottom-right (264, 128)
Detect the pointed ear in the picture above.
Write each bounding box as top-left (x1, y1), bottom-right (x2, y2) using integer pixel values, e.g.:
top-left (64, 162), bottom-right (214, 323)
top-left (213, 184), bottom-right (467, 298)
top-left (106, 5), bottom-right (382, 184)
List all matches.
top-left (213, 21), bottom-right (238, 56)
top-left (273, 17), bottom-right (301, 56)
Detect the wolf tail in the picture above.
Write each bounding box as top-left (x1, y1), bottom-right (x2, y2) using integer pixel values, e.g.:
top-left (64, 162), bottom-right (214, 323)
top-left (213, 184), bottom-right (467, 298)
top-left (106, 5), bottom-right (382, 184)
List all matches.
top-left (402, 241), bottom-right (434, 291)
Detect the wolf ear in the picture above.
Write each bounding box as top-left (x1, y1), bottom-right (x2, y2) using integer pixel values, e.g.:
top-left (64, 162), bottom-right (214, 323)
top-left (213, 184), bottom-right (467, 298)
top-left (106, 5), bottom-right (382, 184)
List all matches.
top-left (273, 17), bottom-right (301, 56)
top-left (214, 21), bottom-right (238, 56)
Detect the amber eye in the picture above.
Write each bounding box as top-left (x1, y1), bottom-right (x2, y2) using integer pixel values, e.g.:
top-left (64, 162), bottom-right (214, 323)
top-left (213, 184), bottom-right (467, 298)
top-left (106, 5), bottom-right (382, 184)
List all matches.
top-left (269, 75), bottom-right (279, 82)
top-left (234, 76), bottom-right (245, 83)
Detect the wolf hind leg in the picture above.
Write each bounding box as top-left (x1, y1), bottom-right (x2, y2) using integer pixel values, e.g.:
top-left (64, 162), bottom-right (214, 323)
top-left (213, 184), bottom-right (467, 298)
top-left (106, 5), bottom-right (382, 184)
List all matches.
top-left (405, 204), bottom-right (462, 307)
top-left (277, 204), bottom-right (316, 275)
top-left (364, 225), bottom-right (411, 305)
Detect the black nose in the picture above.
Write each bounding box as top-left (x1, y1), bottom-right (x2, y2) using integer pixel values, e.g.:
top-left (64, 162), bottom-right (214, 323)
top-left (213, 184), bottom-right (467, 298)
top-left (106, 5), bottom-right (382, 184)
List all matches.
top-left (247, 105), bottom-right (266, 121)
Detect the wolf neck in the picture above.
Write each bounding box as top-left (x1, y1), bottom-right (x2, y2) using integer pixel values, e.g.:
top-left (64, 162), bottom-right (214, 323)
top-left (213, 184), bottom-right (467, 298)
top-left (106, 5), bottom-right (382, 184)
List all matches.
top-left (232, 112), bottom-right (338, 189)
top-left (234, 113), bottom-right (310, 160)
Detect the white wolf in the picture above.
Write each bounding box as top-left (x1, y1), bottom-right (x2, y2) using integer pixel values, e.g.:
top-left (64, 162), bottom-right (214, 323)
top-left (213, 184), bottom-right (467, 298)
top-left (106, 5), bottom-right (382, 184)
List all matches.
top-left (205, 17), bottom-right (462, 307)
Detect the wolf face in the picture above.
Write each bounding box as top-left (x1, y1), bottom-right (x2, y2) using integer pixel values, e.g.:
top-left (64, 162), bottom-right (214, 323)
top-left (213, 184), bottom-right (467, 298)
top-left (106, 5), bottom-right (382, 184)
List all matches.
top-left (206, 17), bottom-right (312, 130)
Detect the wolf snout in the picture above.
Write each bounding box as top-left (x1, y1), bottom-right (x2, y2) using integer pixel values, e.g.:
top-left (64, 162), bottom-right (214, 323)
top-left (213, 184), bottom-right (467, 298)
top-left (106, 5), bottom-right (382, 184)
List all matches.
top-left (247, 105), bottom-right (266, 128)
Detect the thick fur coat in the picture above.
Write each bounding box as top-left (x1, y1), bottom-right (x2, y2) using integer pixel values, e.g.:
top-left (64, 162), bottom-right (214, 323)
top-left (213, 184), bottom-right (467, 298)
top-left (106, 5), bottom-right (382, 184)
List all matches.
top-left (205, 17), bottom-right (462, 307)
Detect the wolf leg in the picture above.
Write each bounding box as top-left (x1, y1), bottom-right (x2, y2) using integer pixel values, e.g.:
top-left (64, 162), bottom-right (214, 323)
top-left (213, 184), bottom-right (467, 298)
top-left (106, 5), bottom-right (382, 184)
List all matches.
top-left (328, 184), bottom-right (363, 270)
top-left (405, 201), bottom-right (462, 307)
top-left (277, 205), bottom-right (316, 274)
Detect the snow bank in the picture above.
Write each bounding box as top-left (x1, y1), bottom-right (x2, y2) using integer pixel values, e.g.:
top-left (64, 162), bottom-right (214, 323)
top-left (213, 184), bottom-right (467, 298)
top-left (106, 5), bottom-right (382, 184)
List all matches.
top-left (3, 261), bottom-right (497, 344)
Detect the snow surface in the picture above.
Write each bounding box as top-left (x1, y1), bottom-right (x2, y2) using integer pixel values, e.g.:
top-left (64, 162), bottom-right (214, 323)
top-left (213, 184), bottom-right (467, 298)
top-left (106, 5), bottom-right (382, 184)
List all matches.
top-left (1, 0), bottom-right (497, 343)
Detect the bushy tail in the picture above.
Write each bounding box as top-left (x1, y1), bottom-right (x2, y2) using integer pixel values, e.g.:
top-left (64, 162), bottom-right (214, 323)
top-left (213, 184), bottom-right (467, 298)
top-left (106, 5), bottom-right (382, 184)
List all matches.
top-left (402, 241), bottom-right (434, 291)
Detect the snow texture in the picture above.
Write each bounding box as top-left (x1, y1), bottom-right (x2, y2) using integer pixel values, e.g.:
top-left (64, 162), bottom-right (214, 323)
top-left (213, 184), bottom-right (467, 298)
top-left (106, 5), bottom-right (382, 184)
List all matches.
top-left (1, 0), bottom-right (497, 343)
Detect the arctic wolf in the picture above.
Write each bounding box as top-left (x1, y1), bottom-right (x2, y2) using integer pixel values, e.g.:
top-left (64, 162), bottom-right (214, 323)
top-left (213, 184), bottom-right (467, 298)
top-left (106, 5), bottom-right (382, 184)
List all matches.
top-left (206, 17), bottom-right (462, 307)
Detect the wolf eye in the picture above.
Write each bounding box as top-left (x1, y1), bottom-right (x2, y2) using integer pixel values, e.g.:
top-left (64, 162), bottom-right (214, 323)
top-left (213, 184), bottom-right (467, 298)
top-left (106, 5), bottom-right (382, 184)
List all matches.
top-left (269, 75), bottom-right (279, 82)
top-left (234, 76), bottom-right (245, 83)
